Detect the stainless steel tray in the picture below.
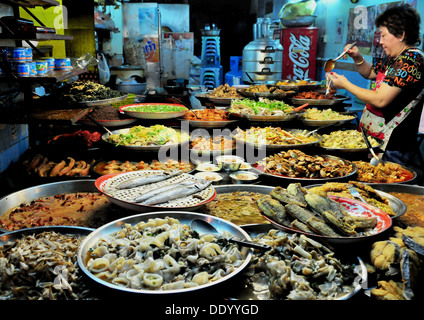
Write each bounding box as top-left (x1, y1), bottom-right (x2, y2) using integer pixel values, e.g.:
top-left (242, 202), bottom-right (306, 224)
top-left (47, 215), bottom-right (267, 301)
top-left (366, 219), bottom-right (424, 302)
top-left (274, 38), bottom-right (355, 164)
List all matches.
top-left (232, 128), bottom-right (322, 150)
top-left (77, 211), bottom-right (253, 295)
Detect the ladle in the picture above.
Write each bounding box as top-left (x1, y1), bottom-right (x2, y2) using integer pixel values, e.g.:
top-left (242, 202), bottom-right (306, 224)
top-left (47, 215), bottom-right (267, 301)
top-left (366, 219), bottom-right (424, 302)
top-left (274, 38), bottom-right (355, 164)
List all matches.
top-left (190, 219), bottom-right (271, 251)
top-left (324, 41), bottom-right (358, 73)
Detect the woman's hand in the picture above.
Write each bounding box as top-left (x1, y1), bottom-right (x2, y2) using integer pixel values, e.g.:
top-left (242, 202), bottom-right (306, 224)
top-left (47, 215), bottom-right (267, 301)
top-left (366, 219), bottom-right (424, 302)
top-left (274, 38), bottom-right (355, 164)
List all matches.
top-left (344, 43), bottom-right (360, 59)
top-left (326, 72), bottom-right (350, 89)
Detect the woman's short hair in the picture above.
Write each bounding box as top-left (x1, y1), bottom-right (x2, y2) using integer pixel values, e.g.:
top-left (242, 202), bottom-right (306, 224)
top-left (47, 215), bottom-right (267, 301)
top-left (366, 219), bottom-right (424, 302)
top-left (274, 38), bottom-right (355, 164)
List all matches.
top-left (375, 4), bottom-right (421, 46)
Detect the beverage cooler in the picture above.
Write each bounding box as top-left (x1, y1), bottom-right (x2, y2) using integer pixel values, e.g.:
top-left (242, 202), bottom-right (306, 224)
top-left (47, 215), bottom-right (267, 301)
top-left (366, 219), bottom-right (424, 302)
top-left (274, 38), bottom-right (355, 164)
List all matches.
top-left (274, 27), bottom-right (318, 80)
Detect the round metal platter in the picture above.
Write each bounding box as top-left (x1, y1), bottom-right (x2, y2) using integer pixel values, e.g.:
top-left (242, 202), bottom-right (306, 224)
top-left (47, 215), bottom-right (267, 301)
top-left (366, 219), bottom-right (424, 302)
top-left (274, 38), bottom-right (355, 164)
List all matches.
top-left (318, 136), bottom-right (384, 153)
top-left (207, 96), bottom-right (239, 105)
top-left (232, 128), bottom-right (322, 150)
top-left (178, 118), bottom-right (238, 128)
top-left (90, 159), bottom-right (197, 176)
top-left (270, 80), bottom-right (321, 91)
top-left (95, 171), bottom-right (216, 212)
top-left (254, 155), bottom-right (357, 184)
top-left (101, 127), bottom-right (189, 152)
top-left (229, 110), bottom-right (304, 122)
top-left (305, 183), bottom-right (407, 219)
top-left (120, 103), bottom-right (188, 120)
top-left (291, 95), bottom-right (349, 106)
top-left (301, 114), bottom-right (356, 127)
top-left (189, 146), bottom-right (236, 157)
top-left (261, 195), bottom-right (392, 244)
top-left (356, 163), bottom-right (417, 185)
top-left (225, 223), bottom-right (367, 300)
top-left (78, 118), bottom-right (138, 128)
top-left (0, 225), bottom-right (93, 245)
top-left (77, 211), bottom-right (252, 295)
top-left (237, 88), bottom-right (297, 99)
top-left (0, 179), bottom-right (117, 233)
top-left (76, 94), bottom-right (129, 107)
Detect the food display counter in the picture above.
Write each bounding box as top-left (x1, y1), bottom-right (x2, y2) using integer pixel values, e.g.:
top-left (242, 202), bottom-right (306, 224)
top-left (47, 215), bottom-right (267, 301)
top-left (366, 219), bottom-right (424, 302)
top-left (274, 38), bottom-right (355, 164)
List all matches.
top-left (1, 78), bottom-right (423, 306)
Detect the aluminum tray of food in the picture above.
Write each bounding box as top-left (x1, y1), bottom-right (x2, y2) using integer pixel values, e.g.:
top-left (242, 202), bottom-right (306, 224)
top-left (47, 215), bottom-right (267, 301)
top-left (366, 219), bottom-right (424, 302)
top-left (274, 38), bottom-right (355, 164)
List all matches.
top-left (232, 127), bottom-right (322, 150)
top-left (301, 109), bottom-right (357, 127)
top-left (189, 135), bottom-right (237, 156)
top-left (119, 103), bottom-right (188, 120)
top-left (367, 184), bottom-right (424, 227)
top-left (291, 95), bottom-right (349, 106)
top-left (0, 180), bottom-right (123, 232)
top-left (257, 183), bottom-right (392, 244)
top-left (0, 225), bottom-right (98, 300)
top-left (273, 79), bottom-right (321, 91)
top-left (237, 87), bottom-right (296, 99)
top-left (353, 161), bottom-right (417, 185)
top-left (201, 184), bottom-right (274, 225)
top-left (78, 118), bottom-right (138, 128)
top-left (101, 125), bottom-right (190, 152)
top-left (77, 211), bottom-right (252, 295)
top-left (318, 130), bottom-right (384, 153)
top-left (255, 150), bottom-right (357, 184)
top-left (91, 158), bottom-right (196, 176)
top-left (76, 94), bottom-right (129, 107)
top-left (95, 170), bottom-right (216, 212)
top-left (227, 98), bottom-right (305, 122)
top-left (225, 223), bottom-right (367, 300)
top-left (305, 182), bottom-right (407, 219)
top-left (179, 108), bottom-right (238, 128)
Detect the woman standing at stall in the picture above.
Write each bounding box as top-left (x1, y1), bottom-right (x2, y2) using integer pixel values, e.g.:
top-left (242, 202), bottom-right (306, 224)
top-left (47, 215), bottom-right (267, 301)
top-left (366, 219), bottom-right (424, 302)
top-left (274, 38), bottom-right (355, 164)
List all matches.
top-left (326, 4), bottom-right (424, 167)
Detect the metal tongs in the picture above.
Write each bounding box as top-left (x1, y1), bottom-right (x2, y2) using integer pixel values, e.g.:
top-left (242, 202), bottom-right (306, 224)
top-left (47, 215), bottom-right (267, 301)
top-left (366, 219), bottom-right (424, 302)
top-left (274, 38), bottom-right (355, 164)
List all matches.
top-left (360, 127), bottom-right (383, 164)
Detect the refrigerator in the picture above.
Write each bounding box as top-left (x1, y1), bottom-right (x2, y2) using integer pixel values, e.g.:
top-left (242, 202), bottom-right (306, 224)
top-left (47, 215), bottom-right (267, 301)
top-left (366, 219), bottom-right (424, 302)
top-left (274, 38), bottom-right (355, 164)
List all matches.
top-left (274, 27), bottom-right (318, 80)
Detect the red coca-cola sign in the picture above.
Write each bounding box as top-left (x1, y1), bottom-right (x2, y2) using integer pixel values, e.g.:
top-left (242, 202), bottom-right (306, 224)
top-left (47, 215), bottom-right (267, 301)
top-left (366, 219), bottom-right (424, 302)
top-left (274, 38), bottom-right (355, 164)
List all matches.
top-left (280, 27), bottom-right (318, 80)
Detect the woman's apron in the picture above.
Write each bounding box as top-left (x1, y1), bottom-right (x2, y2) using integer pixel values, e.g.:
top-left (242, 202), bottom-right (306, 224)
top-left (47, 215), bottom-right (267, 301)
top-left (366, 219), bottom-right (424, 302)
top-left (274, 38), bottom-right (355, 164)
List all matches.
top-left (359, 68), bottom-right (424, 155)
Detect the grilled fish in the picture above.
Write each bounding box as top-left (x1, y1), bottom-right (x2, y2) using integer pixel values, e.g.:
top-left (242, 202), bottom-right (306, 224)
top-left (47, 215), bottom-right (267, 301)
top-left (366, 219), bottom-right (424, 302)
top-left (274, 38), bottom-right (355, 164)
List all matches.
top-left (291, 219), bottom-right (313, 233)
top-left (258, 198), bottom-right (290, 226)
top-left (306, 216), bottom-right (339, 237)
top-left (321, 211), bottom-right (358, 236)
top-left (271, 185), bottom-right (307, 207)
top-left (116, 170), bottom-right (181, 190)
top-left (304, 192), bottom-right (345, 219)
top-left (141, 179), bottom-right (212, 205)
top-left (285, 203), bottom-right (316, 224)
top-left (133, 180), bottom-right (195, 203)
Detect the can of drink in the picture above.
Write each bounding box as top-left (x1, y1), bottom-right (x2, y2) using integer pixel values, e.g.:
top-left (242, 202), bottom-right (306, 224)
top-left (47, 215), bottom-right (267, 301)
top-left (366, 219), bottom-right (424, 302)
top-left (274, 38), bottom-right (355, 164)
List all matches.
top-left (41, 57), bottom-right (55, 71)
top-left (35, 60), bottom-right (47, 74)
top-left (17, 62), bottom-right (30, 77)
top-left (25, 47), bottom-right (32, 61)
top-left (55, 57), bottom-right (71, 70)
top-left (12, 47), bottom-right (26, 62)
top-left (29, 61), bottom-right (37, 75)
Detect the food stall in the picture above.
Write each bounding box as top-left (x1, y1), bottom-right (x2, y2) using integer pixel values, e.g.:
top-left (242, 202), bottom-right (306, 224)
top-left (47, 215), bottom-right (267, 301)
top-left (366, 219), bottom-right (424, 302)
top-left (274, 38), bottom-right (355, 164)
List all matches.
top-left (0, 0), bottom-right (423, 311)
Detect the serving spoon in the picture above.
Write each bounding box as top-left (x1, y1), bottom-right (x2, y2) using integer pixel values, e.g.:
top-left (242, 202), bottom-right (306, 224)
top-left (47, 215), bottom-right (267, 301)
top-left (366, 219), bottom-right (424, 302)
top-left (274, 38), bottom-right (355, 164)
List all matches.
top-left (190, 219), bottom-right (271, 251)
top-left (324, 41), bottom-right (358, 73)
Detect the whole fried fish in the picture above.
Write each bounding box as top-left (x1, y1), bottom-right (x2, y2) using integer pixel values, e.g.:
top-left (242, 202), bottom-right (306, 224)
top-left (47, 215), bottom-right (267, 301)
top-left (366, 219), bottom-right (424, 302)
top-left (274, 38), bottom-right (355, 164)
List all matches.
top-left (116, 170), bottom-right (181, 190)
top-left (271, 184), bottom-right (307, 207)
top-left (141, 179), bottom-right (212, 205)
top-left (258, 198), bottom-right (290, 227)
top-left (133, 180), bottom-right (195, 203)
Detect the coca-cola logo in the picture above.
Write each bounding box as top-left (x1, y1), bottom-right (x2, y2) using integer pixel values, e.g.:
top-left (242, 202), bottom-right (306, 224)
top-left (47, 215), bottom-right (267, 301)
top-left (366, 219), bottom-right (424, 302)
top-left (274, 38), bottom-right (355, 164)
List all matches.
top-left (288, 33), bottom-right (311, 80)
